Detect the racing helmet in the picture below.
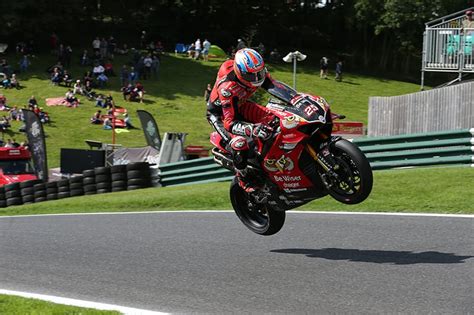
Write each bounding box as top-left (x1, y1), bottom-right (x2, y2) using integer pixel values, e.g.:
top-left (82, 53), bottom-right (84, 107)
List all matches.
top-left (233, 48), bottom-right (267, 87)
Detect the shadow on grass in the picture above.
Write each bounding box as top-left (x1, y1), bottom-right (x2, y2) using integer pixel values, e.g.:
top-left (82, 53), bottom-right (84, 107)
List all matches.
top-left (270, 248), bottom-right (473, 265)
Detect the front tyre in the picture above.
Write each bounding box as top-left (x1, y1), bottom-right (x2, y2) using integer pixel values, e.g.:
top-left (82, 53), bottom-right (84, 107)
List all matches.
top-left (325, 139), bottom-right (373, 204)
top-left (230, 178), bottom-right (285, 236)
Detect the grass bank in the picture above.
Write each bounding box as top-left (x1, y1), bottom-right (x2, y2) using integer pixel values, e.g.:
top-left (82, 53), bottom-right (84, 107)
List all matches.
top-left (2, 52), bottom-right (421, 167)
top-left (0, 294), bottom-right (119, 315)
top-left (1, 166), bottom-right (472, 216)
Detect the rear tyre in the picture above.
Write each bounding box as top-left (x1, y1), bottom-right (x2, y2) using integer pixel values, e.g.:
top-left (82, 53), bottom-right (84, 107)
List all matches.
top-left (324, 139), bottom-right (373, 204)
top-left (229, 178), bottom-right (285, 236)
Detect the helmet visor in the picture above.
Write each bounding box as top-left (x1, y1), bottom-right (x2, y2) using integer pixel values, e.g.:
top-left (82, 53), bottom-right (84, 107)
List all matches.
top-left (241, 67), bottom-right (267, 85)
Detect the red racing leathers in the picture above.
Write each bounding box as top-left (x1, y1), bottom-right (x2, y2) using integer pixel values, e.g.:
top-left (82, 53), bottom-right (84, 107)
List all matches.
top-left (206, 60), bottom-right (277, 167)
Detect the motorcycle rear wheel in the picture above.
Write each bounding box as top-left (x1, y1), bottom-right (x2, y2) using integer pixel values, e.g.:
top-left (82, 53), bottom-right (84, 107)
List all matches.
top-left (230, 178), bottom-right (285, 236)
top-left (325, 139), bottom-right (373, 204)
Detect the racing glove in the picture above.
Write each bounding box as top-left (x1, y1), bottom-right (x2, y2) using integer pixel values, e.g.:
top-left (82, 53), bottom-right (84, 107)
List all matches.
top-left (252, 123), bottom-right (273, 140)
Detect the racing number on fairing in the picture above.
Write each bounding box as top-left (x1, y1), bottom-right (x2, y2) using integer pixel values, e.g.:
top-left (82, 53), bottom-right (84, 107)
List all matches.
top-left (304, 104), bottom-right (318, 117)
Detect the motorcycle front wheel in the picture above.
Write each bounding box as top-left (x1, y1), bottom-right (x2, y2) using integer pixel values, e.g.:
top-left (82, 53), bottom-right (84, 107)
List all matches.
top-left (230, 178), bottom-right (285, 236)
top-left (324, 139), bottom-right (373, 204)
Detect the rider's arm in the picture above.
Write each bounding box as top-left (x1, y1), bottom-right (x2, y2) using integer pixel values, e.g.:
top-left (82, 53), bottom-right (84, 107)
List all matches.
top-left (220, 86), bottom-right (254, 137)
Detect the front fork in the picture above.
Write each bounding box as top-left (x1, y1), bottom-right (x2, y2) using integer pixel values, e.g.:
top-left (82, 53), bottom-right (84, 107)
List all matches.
top-left (305, 137), bottom-right (341, 188)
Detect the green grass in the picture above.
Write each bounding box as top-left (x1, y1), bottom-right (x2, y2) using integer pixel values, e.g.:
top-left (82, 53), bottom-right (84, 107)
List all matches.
top-left (0, 294), bottom-right (119, 315)
top-left (2, 52), bottom-right (421, 168)
top-left (1, 166), bottom-right (472, 216)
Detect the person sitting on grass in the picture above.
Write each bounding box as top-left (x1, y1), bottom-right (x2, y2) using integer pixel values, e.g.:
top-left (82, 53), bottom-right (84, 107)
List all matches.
top-left (124, 112), bottom-right (137, 129)
top-left (65, 89), bottom-right (79, 107)
top-left (38, 108), bottom-right (50, 124)
top-left (121, 83), bottom-right (133, 100)
top-left (51, 67), bottom-right (61, 85)
top-left (9, 106), bottom-right (20, 121)
top-left (28, 95), bottom-right (38, 109)
top-left (103, 117), bottom-right (112, 130)
top-left (95, 94), bottom-right (105, 108)
top-left (10, 74), bottom-right (20, 89)
top-left (90, 109), bottom-right (102, 124)
top-left (73, 79), bottom-right (84, 95)
top-left (1, 74), bottom-right (11, 89)
top-left (130, 82), bottom-right (145, 103)
top-left (0, 94), bottom-right (10, 111)
top-left (97, 72), bottom-right (108, 88)
top-left (62, 70), bottom-right (73, 87)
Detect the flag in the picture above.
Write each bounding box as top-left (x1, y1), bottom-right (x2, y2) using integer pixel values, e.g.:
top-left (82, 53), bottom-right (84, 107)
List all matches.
top-left (23, 110), bottom-right (48, 181)
top-left (136, 110), bottom-right (161, 150)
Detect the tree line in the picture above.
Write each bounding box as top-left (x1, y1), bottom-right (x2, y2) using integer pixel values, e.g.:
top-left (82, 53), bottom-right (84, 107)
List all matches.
top-left (0, 0), bottom-right (470, 76)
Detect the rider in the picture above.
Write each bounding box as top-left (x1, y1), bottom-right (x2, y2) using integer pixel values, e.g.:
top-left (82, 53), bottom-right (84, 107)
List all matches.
top-left (207, 48), bottom-right (282, 192)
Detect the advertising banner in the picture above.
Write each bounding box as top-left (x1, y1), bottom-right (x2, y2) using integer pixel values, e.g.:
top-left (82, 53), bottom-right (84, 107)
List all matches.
top-left (23, 110), bottom-right (48, 181)
top-left (137, 110), bottom-right (162, 150)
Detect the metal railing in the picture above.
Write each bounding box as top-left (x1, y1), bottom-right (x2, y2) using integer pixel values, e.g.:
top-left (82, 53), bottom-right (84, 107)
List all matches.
top-left (421, 7), bottom-right (474, 89)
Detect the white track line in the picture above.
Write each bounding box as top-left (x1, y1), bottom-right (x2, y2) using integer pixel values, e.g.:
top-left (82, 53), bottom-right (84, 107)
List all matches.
top-left (0, 210), bottom-right (472, 219)
top-left (0, 289), bottom-right (167, 314)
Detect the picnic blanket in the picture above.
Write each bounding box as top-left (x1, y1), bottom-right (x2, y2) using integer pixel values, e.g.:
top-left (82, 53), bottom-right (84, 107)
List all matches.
top-left (46, 97), bottom-right (70, 106)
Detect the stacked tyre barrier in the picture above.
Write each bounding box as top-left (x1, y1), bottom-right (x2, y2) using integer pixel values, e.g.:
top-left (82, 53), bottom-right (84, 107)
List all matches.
top-left (0, 162), bottom-right (154, 208)
top-left (126, 162), bottom-right (152, 190)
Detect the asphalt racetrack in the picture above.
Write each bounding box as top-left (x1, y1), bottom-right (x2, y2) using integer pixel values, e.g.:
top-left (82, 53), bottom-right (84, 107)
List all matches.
top-left (0, 211), bottom-right (472, 313)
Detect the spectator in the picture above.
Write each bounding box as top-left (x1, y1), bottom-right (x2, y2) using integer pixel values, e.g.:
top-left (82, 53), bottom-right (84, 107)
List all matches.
top-left (108, 36), bottom-right (116, 58)
top-left (202, 39), bottom-right (211, 61)
top-left (204, 83), bottom-right (212, 102)
top-left (320, 57), bottom-right (329, 79)
top-left (62, 70), bottom-right (73, 87)
top-left (9, 106), bottom-right (19, 121)
top-left (81, 50), bottom-right (90, 66)
top-left (131, 82), bottom-right (145, 103)
top-left (0, 116), bottom-right (10, 132)
top-left (51, 68), bottom-right (61, 85)
top-left (187, 43), bottom-right (195, 58)
top-left (143, 54), bottom-right (153, 79)
top-left (73, 80), bottom-right (84, 95)
top-left (462, 10), bottom-right (474, 31)
top-left (128, 67), bottom-right (137, 85)
top-left (28, 96), bottom-right (38, 109)
top-left (10, 74), bottom-right (20, 89)
top-left (103, 117), bottom-right (112, 130)
top-left (152, 55), bottom-right (160, 79)
top-left (100, 38), bottom-right (108, 58)
top-left (93, 63), bottom-right (105, 77)
top-left (4, 139), bottom-right (14, 147)
top-left (116, 44), bottom-right (129, 55)
top-left (104, 60), bottom-right (115, 76)
top-left (120, 65), bottom-right (129, 86)
top-left (97, 72), bottom-right (108, 88)
top-left (65, 89), bottom-right (79, 107)
top-left (64, 45), bottom-right (73, 67)
top-left (236, 38), bottom-right (246, 50)
top-left (335, 60), bottom-right (343, 82)
top-left (92, 37), bottom-right (101, 53)
top-left (269, 48), bottom-right (280, 63)
top-left (123, 113), bottom-right (136, 129)
top-left (38, 109), bottom-right (50, 124)
top-left (194, 38), bottom-right (202, 60)
top-left (105, 93), bottom-right (114, 108)
top-left (19, 55), bottom-right (30, 72)
top-left (121, 84), bottom-right (133, 100)
top-left (0, 94), bottom-right (8, 110)
top-left (95, 94), bottom-right (105, 108)
top-left (90, 109), bottom-right (102, 124)
top-left (83, 71), bottom-right (94, 87)
top-left (1, 74), bottom-right (11, 89)
top-left (84, 80), bottom-right (95, 99)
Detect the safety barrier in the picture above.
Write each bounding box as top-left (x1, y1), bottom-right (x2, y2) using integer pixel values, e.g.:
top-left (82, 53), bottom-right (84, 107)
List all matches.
top-left (158, 129), bottom-right (474, 186)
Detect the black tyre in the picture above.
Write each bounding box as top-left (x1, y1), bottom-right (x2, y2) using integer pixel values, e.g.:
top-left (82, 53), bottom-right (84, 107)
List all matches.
top-left (6, 197), bottom-right (23, 206)
top-left (22, 195), bottom-right (35, 203)
top-left (34, 197), bottom-right (47, 203)
top-left (47, 187), bottom-right (58, 194)
top-left (0, 193), bottom-right (5, 200)
top-left (126, 162), bottom-right (149, 171)
top-left (6, 190), bottom-right (21, 199)
top-left (94, 167), bottom-right (110, 175)
top-left (83, 177), bottom-right (95, 185)
top-left (34, 191), bottom-right (47, 198)
top-left (323, 139), bottom-right (373, 204)
top-left (111, 173), bottom-right (127, 181)
top-left (111, 187), bottom-right (126, 192)
top-left (58, 179), bottom-right (69, 187)
top-left (83, 169), bottom-right (95, 177)
top-left (70, 189), bottom-right (84, 197)
top-left (95, 174), bottom-right (110, 183)
top-left (20, 180), bottom-right (42, 189)
top-left (127, 185), bottom-right (143, 191)
top-left (21, 187), bottom-right (34, 196)
top-left (69, 176), bottom-right (84, 184)
top-left (126, 170), bottom-right (150, 179)
top-left (96, 182), bottom-right (111, 190)
top-left (111, 164), bottom-right (126, 173)
top-left (47, 193), bottom-right (58, 200)
top-left (46, 181), bottom-right (58, 188)
top-left (111, 180), bottom-right (127, 188)
top-left (0, 200), bottom-right (6, 208)
top-left (70, 183), bottom-right (83, 190)
top-left (83, 184), bottom-right (97, 193)
top-left (97, 188), bottom-right (110, 194)
top-left (84, 191), bottom-right (97, 195)
top-left (57, 192), bottom-right (70, 199)
top-left (58, 186), bottom-right (70, 193)
top-left (5, 183), bottom-right (20, 192)
top-left (230, 178), bottom-right (285, 236)
top-left (127, 178), bottom-right (151, 187)
top-left (34, 183), bottom-right (46, 191)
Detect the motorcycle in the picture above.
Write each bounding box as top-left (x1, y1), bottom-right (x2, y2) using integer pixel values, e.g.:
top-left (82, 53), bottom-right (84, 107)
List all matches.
top-left (210, 82), bottom-right (373, 236)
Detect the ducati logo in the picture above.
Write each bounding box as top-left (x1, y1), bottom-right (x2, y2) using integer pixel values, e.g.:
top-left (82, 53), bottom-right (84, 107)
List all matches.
top-left (220, 89), bottom-right (231, 97)
top-left (264, 155), bottom-right (294, 172)
top-left (282, 115), bottom-right (299, 129)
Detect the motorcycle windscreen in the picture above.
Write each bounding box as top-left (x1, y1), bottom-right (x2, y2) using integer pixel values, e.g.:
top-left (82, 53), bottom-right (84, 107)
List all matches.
top-left (264, 80), bottom-right (298, 104)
